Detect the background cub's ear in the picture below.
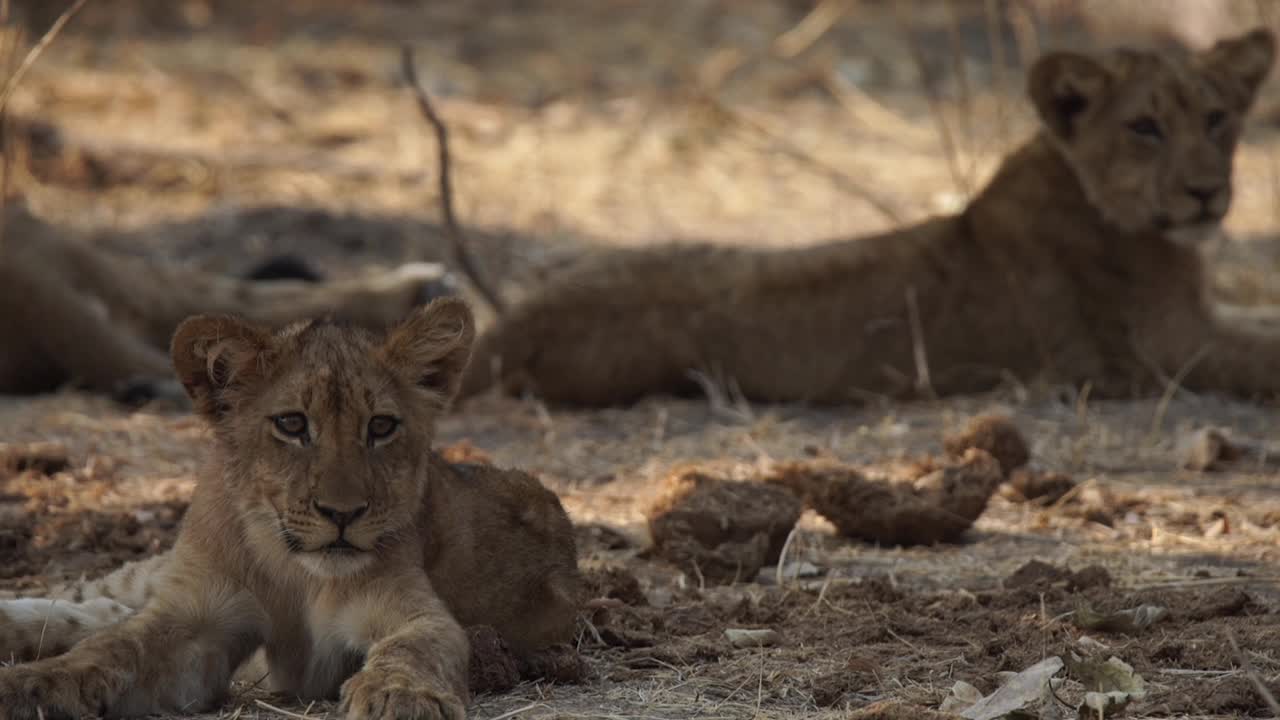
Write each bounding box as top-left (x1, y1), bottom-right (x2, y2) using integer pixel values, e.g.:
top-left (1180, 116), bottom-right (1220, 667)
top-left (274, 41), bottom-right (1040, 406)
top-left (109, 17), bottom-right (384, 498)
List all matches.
top-left (1028, 51), bottom-right (1111, 142)
top-left (171, 315), bottom-right (273, 419)
top-left (379, 298), bottom-right (476, 407)
top-left (1204, 27), bottom-right (1276, 110)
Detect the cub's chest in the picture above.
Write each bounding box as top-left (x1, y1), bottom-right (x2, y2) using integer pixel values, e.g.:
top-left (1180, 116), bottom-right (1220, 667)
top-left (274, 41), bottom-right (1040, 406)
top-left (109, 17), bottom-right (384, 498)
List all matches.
top-left (265, 597), bottom-right (377, 700)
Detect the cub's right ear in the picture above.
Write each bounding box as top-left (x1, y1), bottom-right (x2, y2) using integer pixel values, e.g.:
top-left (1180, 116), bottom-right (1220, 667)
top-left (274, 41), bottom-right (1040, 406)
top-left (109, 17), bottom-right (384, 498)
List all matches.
top-left (1028, 51), bottom-right (1112, 141)
top-left (171, 315), bottom-right (273, 419)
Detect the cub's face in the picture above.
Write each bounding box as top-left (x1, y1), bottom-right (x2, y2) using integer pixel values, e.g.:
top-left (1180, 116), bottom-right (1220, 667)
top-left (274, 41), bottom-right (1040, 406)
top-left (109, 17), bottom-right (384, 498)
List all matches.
top-left (172, 299), bottom-right (475, 578)
top-left (1028, 28), bottom-right (1275, 244)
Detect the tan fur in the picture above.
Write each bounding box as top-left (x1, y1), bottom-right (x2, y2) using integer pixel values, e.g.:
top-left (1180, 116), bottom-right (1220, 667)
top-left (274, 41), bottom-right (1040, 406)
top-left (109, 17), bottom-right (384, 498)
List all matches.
top-left (462, 29), bottom-right (1280, 407)
top-left (0, 205), bottom-right (444, 396)
top-left (0, 298), bottom-right (581, 720)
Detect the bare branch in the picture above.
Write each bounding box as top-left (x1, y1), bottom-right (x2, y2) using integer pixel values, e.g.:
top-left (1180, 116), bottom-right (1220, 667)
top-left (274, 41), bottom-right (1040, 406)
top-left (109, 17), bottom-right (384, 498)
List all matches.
top-left (0, 0), bottom-right (88, 118)
top-left (400, 46), bottom-right (505, 315)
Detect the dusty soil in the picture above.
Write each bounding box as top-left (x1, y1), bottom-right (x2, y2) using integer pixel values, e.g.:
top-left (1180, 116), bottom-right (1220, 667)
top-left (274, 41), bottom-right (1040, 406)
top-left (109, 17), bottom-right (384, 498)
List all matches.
top-left (3, 1), bottom-right (1280, 718)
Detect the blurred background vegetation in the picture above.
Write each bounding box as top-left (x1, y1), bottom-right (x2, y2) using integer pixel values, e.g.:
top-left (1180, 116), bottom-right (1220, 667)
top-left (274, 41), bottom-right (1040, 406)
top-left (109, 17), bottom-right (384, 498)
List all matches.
top-left (4, 0), bottom-right (1280, 309)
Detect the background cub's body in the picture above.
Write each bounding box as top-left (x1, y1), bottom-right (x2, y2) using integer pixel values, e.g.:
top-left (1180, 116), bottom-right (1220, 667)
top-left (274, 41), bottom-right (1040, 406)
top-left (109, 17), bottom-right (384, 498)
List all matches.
top-left (463, 29), bottom-right (1280, 407)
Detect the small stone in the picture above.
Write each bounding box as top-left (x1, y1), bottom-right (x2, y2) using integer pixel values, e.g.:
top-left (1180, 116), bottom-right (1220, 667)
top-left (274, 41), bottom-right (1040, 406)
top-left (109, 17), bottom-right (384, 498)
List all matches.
top-left (1181, 427), bottom-right (1244, 472)
top-left (724, 628), bottom-right (780, 648)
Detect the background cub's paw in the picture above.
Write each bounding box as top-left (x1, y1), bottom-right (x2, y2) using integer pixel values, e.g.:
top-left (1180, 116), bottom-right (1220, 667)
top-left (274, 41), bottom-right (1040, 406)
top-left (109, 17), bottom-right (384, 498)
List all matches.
top-left (339, 669), bottom-right (466, 720)
top-left (0, 661), bottom-right (120, 720)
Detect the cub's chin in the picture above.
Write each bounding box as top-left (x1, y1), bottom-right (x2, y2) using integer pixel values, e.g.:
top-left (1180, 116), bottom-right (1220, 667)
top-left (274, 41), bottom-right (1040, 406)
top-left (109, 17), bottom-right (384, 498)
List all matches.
top-left (297, 550), bottom-right (375, 578)
top-left (1164, 222), bottom-right (1223, 248)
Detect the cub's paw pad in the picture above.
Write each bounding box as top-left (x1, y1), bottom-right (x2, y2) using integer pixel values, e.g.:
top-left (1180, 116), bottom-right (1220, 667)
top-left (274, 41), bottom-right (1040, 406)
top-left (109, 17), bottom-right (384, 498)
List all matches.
top-left (339, 670), bottom-right (466, 720)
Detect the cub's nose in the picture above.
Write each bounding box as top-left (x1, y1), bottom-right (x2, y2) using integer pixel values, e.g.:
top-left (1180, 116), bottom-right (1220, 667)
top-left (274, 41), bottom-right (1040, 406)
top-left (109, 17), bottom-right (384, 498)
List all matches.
top-left (313, 500), bottom-right (369, 530)
top-left (1185, 184), bottom-right (1222, 205)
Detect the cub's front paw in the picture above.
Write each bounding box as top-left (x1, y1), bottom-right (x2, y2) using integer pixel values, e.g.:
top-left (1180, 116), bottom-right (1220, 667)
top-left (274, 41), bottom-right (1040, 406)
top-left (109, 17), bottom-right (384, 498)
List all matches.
top-left (0, 660), bottom-right (123, 720)
top-left (339, 669), bottom-right (466, 720)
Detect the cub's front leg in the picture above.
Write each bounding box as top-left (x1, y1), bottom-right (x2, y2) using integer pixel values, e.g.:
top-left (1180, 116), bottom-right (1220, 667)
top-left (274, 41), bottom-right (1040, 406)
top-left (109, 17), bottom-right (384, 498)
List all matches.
top-left (336, 573), bottom-right (469, 720)
top-left (0, 573), bottom-right (265, 720)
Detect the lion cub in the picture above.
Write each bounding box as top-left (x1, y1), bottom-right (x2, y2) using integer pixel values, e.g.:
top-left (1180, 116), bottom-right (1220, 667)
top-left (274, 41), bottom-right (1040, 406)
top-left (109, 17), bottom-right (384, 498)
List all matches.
top-left (0, 298), bottom-right (580, 720)
top-left (461, 28), bottom-right (1280, 406)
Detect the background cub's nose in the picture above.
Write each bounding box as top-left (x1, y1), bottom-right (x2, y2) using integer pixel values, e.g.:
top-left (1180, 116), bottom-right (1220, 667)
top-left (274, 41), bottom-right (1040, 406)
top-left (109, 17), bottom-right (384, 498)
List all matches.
top-left (313, 500), bottom-right (369, 529)
top-left (1186, 184), bottom-right (1221, 204)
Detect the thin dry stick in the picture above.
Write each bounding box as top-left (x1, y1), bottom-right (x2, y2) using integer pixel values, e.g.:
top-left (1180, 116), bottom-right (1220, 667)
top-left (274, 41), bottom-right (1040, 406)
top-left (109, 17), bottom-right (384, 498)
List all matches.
top-left (721, 101), bottom-right (902, 223)
top-left (1007, 0), bottom-right (1042, 71)
top-left (822, 69), bottom-right (932, 144)
top-left (0, 1), bottom-right (25, 253)
top-left (904, 285), bottom-right (935, 398)
top-left (1227, 628), bottom-right (1280, 717)
top-left (400, 46), bottom-right (505, 315)
top-left (944, 0), bottom-right (975, 165)
top-left (982, 0), bottom-right (1011, 142)
top-left (895, 7), bottom-right (968, 196)
top-left (1149, 344), bottom-right (1210, 436)
top-left (253, 699), bottom-right (320, 720)
top-left (488, 702), bottom-right (544, 720)
top-left (773, 0), bottom-right (852, 59)
top-left (0, 0), bottom-right (88, 117)
top-left (773, 525), bottom-right (801, 587)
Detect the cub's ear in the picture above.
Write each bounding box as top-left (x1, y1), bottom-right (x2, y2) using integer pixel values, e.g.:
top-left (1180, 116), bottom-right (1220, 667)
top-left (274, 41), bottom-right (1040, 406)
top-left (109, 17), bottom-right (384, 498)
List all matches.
top-left (1027, 51), bottom-right (1112, 141)
top-left (1203, 27), bottom-right (1276, 110)
top-left (171, 315), bottom-right (274, 419)
top-left (379, 298), bottom-right (476, 407)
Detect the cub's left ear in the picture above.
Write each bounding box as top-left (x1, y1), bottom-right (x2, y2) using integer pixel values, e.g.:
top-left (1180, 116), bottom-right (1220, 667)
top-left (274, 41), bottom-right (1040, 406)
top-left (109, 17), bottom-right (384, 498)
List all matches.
top-left (1204, 27), bottom-right (1276, 110)
top-left (379, 297), bottom-right (476, 407)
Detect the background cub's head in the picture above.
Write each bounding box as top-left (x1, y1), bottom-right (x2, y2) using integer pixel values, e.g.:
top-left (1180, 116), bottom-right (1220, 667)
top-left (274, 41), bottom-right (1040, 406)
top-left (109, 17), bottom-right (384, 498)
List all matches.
top-left (1028, 28), bottom-right (1275, 244)
top-left (171, 298), bottom-right (476, 577)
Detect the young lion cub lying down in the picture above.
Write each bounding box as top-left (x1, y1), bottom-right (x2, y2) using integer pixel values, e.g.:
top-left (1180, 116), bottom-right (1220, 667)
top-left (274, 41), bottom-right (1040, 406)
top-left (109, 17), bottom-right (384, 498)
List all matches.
top-left (0, 298), bottom-right (581, 720)
top-left (461, 28), bottom-right (1280, 406)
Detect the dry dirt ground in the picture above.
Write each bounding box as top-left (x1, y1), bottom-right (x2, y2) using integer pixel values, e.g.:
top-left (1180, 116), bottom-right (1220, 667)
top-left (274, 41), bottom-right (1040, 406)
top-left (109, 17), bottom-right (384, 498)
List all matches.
top-left (3, 1), bottom-right (1280, 718)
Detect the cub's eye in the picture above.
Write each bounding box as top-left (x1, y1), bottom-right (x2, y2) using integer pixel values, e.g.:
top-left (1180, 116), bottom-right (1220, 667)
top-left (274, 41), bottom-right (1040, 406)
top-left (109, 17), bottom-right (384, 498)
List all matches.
top-left (367, 415), bottom-right (399, 443)
top-left (1206, 109), bottom-right (1227, 133)
top-left (272, 413), bottom-right (308, 438)
top-left (1127, 116), bottom-right (1163, 140)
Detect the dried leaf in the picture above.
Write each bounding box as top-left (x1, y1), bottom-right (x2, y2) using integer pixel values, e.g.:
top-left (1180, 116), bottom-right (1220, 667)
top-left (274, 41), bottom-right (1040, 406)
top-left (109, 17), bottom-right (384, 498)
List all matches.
top-left (1068, 654), bottom-right (1147, 719)
top-left (940, 680), bottom-right (984, 713)
top-left (959, 656), bottom-right (1065, 720)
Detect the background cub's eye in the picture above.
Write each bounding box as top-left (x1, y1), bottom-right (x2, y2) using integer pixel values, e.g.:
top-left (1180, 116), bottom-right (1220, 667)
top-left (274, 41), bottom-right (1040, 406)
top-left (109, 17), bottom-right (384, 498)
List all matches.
top-left (1206, 110), bottom-right (1227, 132)
top-left (1126, 116), bottom-right (1163, 140)
top-left (273, 413), bottom-right (308, 437)
top-left (368, 415), bottom-right (399, 441)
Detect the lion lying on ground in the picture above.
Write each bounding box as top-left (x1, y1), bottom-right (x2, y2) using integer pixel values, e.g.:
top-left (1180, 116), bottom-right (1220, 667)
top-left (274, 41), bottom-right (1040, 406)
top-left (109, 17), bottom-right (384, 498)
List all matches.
top-left (0, 298), bottom-right (582, 720)
top-left (461, 28), bottom-right (1280, 406)
top-left (0, 202), bottom-right (449, 402)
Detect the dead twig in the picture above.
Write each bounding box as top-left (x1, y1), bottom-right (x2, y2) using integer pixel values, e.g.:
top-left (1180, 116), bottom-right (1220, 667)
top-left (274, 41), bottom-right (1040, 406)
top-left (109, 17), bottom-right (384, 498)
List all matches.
top-left (400, 46), bottom-right (505, 315)
top-left (0, 0), bottom-right (87, 118)
top-left (905, 285), bottom-right (935, 398)
top-left (895, 7), bottom-right (968, 197)
top-left (720, 101), bottom-right (902, 223)
top-left (252, 699), bottom-right (320, 720)
top-left (1149, 343), bottom-right (1210, 436)
top-left (773, 0), bottom-right (852, 59)
top-left (0, 0), bottom-right (28, 252)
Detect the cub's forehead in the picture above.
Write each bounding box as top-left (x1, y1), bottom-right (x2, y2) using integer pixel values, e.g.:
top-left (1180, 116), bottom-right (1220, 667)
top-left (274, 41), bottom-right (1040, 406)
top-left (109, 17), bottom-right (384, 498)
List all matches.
top-left (267, 321), bottom-right (401, 409)
top-left (1105, 48), bottom-right (1227, 108)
